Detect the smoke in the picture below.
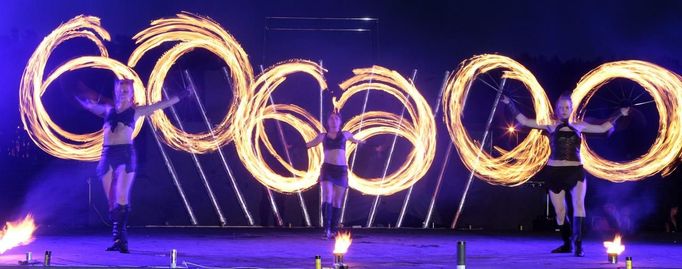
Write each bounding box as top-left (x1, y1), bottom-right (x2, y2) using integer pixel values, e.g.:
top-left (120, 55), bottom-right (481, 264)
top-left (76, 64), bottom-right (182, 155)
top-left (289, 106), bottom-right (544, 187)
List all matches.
top-left (589, 179), bottom-right (659, 236)
top-left (18, 160), bottom-right (96, 228)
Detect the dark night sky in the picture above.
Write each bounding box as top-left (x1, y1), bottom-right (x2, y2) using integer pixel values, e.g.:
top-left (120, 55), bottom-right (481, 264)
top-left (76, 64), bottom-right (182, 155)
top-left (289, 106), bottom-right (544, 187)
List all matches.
top-left (1, 0), bottom-right (681, 60)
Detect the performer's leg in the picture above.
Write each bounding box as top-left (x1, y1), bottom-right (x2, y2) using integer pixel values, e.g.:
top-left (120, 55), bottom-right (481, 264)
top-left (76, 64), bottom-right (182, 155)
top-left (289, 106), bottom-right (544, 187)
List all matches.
top-left (549, 190), bottom-right (572, 253)
top-left (331, 185), bottom-right (346, 235)
top-left (321, 181), bottom-right (334, 238)
top-left (105, 166), bottom-right (123, 252)
top-left (100, 167), bottom-right (114, 210)
top-left (116, 169), bottom-right (135, 206)
top-left (106, 166), bottom-right (133, 253)
top-left (571, 180), bottom-right (587, 257)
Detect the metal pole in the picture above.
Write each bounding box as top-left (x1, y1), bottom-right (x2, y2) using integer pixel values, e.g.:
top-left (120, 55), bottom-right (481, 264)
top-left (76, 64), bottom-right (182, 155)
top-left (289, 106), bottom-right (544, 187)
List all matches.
top-left (146, 121), bottom-right (198, 225)
top-left (398, 70), bottom-right (448, 228)
top-left (366, 69), bottom-right (417, 228)
top-left (318, 60), bottom-right (325, 228)
top-left (185, 70), bottom-right (255, 225)
top-left (340, 66), bottom-right (375, 225)
top-left (258, 65), bottom-right (312, 227)
top-left (451, 78), bottom-right (507, 229)
top-left (162, 87), bottom-right (227, 226)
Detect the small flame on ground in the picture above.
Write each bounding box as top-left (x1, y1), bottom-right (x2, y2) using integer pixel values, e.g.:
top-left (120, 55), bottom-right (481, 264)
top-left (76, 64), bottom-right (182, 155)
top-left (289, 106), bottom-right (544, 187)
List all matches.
top-left (0, 214), bottom-right (37, 254)
top-left (333, 231), bottom-right (352, 255)
top-left (603, 234), bottom-right (625, 255)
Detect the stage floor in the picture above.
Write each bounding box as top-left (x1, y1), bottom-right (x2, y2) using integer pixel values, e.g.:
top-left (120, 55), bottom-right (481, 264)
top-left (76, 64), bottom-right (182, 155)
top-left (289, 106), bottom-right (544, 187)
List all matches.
top-left (1, 228), bottom-right (680, 268)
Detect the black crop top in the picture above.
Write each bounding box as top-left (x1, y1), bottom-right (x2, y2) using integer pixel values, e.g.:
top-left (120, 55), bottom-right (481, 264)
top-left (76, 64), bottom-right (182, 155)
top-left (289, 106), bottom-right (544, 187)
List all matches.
top-left (323, 132), bottom-right (347, 150)
top-left (549, 122), bottom-right (581, 161)
top-left (104, 107), bottom-right (135, 133)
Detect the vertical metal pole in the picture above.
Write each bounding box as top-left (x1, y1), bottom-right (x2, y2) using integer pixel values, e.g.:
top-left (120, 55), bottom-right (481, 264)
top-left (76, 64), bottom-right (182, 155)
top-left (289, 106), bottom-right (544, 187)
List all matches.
top-left (392, 70), bottom-right (448, 228)
top-left (235, 67), bottom-right (284, 226)
top-left (366, 69), bottom-right (417, 228)
top-left (162, 87), bottom-right (227, 226)
top-left (340, 66), bottom-right (376, 225)
top-left (451, 78), bottom-right (507, 229)
top-left (318, 60), bottom-right (325, 228)
top-left (258, 65), bottom-right (312, 227)
top-left (147, 121), bottom-right (198, 225)
top-left (184, 70), bottom-right (254, 226)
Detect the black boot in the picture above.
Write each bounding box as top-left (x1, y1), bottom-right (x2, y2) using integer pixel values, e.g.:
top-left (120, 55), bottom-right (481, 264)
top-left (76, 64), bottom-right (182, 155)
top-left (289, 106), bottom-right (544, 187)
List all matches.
top-left (573, 216), bottom-right (585, 257)
top-left (106, 204), bottom-right (130, 253)
top-left (551, 222), bottom-right (573, 253)
top-left (322, 202), bottom-right (332, 239)
top-left (331, 206), bottom-right (342, 236)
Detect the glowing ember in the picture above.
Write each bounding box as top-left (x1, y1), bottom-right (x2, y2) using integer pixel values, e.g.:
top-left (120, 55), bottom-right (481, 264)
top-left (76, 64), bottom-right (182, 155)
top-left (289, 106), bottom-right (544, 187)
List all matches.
top-left (333, 231), bottom-right (352, 255)
top-left (603, 234), bottom-right (625, 255)
top-left (0, 214), bottom-right (37, 254)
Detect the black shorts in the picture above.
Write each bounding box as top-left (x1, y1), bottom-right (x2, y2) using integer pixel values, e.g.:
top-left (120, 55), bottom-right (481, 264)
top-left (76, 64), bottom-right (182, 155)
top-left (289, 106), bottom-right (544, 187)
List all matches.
top-left (97, 144), bottom-right (137, 178)
top-left (320, 163), bottom-right (348, 188)
top-left (537, 165), bottom-right (585, 194)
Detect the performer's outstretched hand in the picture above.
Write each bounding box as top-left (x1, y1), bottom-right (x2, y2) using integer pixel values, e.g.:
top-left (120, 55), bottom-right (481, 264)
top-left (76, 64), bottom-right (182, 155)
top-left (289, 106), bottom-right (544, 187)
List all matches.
top-left (75, 96), bottom-right (96, 108)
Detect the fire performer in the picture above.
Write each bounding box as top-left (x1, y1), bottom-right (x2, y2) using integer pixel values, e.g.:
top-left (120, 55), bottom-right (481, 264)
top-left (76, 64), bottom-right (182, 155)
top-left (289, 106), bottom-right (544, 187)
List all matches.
top-left (76, 79), bottom-right (190, 253)
top-left (502, 94), bottom-right (629, 257)
top-left (306, 112), bottom-right (364, 239)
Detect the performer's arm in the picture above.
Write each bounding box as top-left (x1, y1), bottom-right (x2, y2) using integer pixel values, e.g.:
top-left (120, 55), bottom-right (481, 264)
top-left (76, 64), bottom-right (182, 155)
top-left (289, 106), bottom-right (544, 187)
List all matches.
top-left (75, 96), bottom-right (110, 117)
top-left (502, 95), bottom-right (551, 130)
top-left (344, 131), bottom-right (365, 144)
top-left (577, 107), bottom-right (629, 134)
top-left (134, 89), bottom-right (192, 117)
top-left (306, 134), bottom-right (325, 148)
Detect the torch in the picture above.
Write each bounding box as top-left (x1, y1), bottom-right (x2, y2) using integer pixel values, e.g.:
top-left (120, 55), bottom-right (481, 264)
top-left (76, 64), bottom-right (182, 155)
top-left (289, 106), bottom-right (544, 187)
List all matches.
top-left (603, 234), bottom-right (625, 264)
top-left (333, 231), bottom-right (352, 269)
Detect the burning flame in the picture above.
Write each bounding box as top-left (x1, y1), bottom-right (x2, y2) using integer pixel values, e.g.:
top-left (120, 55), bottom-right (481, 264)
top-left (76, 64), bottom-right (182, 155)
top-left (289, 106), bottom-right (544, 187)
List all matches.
top-left (333, 231), bottom-right (352, 255)
top-left (603, 234), bottom-right (625, 255)
top-left (0, 214), bottom-right (37, 254)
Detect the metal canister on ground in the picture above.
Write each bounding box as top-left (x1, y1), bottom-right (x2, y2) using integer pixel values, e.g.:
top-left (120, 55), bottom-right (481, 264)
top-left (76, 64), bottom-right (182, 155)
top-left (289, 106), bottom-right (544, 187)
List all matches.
top-left (170, 249), bottom-right (177, 268)
top-left (457, 241), bottom-right (466, 269)
top-left (315, 255), bottom-right (322, 269)
top-left (43, 250), bottom-right (51, 266)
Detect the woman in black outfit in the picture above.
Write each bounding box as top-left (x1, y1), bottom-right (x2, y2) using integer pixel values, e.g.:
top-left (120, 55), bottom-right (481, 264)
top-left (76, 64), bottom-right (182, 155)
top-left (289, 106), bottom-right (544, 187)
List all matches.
top-left (77, 79), bottom-right (190, 253)
top-left (306, 112), bottom-right (364, 239)
top-left (503, 94), bottom-right (628, 257)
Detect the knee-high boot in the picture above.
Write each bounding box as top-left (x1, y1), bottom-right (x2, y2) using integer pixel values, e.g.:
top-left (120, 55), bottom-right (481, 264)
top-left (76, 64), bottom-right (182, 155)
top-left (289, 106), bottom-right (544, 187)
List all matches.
top-left (573, 216), bottom-right (585, 257)
top-left (331, 206), bottom-right (342, 235)
top-left (322, 202), bottom-right (332, 239)
top-left (106, 203), bottom-right (130, 253)
top-left (551, 221), bottom-right (573, 253)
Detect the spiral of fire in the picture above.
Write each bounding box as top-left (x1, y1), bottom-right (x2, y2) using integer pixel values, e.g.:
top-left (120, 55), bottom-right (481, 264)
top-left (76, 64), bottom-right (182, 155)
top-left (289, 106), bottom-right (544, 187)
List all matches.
top-left (443, 54), bottom-right (553, 186)
top-left (19, 15), bottom-right (145, 161)
top-left (573, 61), bottom-right (682, 181)
top-left (336, 66), bottom-right (437, 195)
